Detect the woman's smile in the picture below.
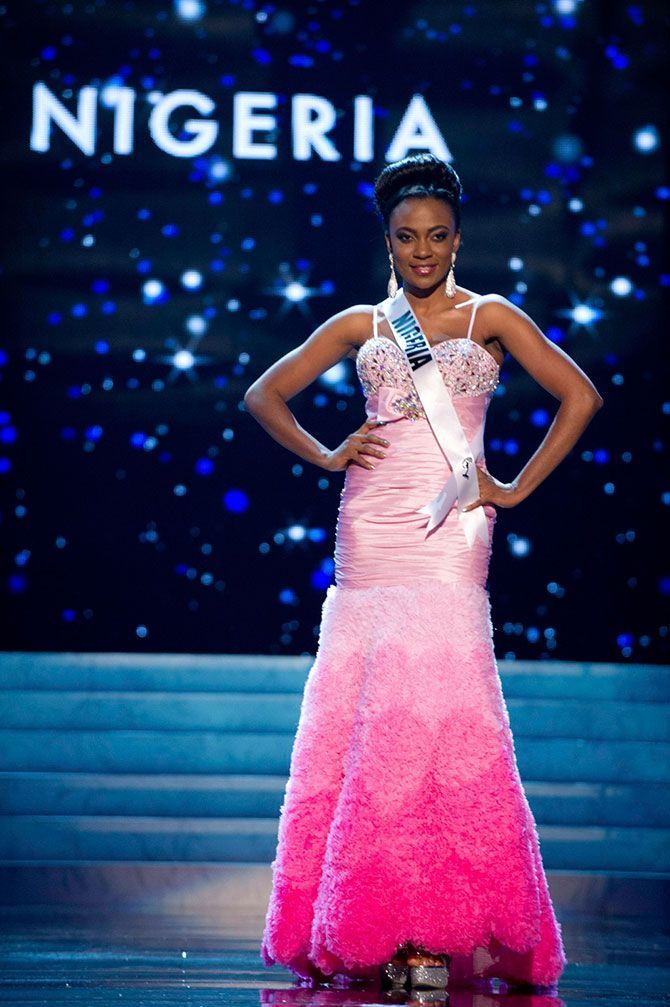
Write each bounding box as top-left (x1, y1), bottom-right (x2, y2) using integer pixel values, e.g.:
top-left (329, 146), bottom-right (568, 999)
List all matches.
top-left (410, 263), bottom-right (437, 276)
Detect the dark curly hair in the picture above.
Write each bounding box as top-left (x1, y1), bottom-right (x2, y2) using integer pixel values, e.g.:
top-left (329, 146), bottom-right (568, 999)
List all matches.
top-left (373, 153), bottom-right (463, 234)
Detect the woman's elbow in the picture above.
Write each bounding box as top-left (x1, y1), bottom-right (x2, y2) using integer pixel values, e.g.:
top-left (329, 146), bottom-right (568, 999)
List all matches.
top-left (572, 385), bottom-right (604, 412)
top-left (559, 388), bottom-right (604, 416)
top-left (579, 392), bottom-right (604, 414)
top-left (244, 382), bottom-right (279, 415)
top-left (244, 381), bottom-right (264, 406)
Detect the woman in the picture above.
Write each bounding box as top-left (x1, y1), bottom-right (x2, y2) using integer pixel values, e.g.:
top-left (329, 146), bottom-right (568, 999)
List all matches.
top-left (244, 152), bottom-right (603, 993)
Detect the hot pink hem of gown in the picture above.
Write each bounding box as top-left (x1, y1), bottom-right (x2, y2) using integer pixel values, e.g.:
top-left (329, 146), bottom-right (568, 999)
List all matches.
top-left (260, 578), bottom-right (568, 991)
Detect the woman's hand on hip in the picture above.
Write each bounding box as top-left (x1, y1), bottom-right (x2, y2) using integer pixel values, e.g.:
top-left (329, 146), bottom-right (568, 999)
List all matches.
top-left (462, 465), bottom-right (521, 510)
top-left (322, 420), bottom-right (390, 472)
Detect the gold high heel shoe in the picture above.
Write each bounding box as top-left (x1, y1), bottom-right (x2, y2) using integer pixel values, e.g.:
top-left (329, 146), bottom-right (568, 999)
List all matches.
top-left (406, 946), bottom-right (451, 990)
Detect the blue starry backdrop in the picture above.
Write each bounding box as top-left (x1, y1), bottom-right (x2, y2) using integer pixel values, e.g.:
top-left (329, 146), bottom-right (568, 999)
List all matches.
top-left (1, 0), bottom-right (667, 659)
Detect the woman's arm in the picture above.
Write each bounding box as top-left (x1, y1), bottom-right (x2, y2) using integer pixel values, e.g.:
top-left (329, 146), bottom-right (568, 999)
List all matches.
top-left (244, 305), bottom-right (384, 470)
top-left (465, 294), bottom-right (604, 510)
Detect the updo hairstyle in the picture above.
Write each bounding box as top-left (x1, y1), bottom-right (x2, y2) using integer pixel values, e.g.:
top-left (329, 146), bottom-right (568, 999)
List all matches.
top-left (373, 153), bottom-right (463, 234)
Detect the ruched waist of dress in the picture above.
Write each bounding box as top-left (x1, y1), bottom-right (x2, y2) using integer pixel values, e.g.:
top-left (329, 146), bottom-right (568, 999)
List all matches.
top-left (334, 406), bottom-right (497, 590)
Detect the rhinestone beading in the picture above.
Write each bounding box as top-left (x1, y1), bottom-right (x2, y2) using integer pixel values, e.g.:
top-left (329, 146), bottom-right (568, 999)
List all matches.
top-left (387, 392), bottom-right (426, 421)
top-left (356, 336), bottom-right (499, 421)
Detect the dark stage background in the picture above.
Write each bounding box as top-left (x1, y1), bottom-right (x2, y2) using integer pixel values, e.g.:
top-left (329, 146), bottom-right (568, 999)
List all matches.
top-left (1, 0), bottom-right (667, 660)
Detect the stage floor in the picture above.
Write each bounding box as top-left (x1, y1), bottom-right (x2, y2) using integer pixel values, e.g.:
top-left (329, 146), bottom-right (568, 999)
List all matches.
top-left (0, 905), bottom-right (668, 1005)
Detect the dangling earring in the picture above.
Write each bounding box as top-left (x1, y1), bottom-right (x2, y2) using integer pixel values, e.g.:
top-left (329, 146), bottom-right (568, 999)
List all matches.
top-left (445, 252), bottom-right (456, 298)
top-left (387, 250), bottom-right (398, 298)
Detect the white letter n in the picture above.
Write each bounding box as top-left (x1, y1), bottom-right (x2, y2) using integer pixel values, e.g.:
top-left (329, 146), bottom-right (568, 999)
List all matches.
top-left (31, 82), bottom-right (97, 155)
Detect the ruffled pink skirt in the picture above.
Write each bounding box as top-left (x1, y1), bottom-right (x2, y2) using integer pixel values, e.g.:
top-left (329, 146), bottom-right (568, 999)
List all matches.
top-left (260, 577), bottom-right (568, 990)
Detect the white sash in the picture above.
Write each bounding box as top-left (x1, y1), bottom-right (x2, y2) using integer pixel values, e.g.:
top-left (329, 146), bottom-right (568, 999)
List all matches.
top-left (381, 289), bottom-right (489, 549)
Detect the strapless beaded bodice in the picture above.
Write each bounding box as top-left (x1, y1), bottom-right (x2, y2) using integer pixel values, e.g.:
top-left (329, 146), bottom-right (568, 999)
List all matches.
top-left (356, 335), bottom-right (500, 422)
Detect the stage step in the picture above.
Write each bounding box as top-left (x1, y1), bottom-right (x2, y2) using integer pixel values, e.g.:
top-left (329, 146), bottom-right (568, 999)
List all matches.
top-left (1, 773), bottom-right (668, 827)
top-left (1, 769), bottom-right (664, 825)
top-left (0, 815), bottom-right (667, 873)
top-left (1, 652), bottom-right (668, 702)
top-left (0, 729), bottom-right (667, 782)
top-left (0, 863), bottom-right (667, 920)
top-left (0, 772), bottom-right (288, 818)
top-left (0, 691), bottom-right (667, 742)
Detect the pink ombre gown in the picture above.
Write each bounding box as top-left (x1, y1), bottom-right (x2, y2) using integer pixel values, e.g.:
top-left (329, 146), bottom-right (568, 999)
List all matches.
top-left (260, 295), bottom-right (568, 991)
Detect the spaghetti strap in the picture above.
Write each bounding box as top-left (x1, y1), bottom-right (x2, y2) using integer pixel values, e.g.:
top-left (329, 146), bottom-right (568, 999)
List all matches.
top-left (373, 302), bottom-right (379, 339)
top-left (465, 297), bottom-right (482, 341)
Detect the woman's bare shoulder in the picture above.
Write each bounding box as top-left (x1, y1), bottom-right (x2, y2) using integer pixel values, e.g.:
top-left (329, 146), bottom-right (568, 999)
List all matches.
top-left (330, 304), bottom-right (377, 359)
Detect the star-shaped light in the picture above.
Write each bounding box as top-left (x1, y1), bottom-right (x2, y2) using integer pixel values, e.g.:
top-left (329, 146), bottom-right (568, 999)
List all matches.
top-left (555, 293), bottom-right (605, 336)
top-left (265, 263), bottom-right (330, 320)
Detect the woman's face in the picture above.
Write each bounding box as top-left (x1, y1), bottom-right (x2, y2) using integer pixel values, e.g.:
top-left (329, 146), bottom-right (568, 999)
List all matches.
top-left (385, 196), bottom-right (460, 293)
